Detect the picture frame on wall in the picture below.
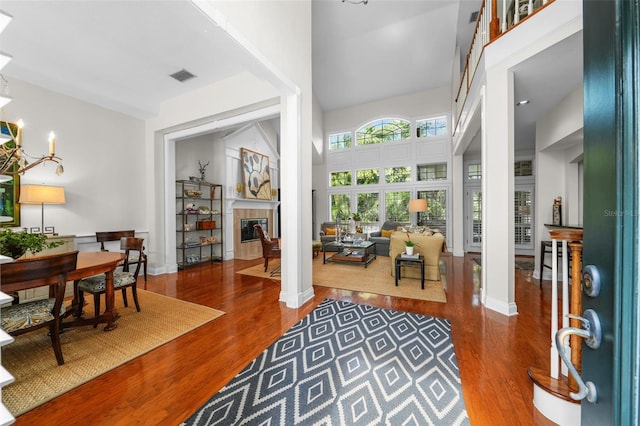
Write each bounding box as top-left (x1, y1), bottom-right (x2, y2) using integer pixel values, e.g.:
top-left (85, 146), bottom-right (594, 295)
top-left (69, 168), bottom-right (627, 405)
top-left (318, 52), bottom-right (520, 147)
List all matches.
top-left (0, 121), bottom-right (21, 227)
top-left (241, 147), bottom-right (272, 200)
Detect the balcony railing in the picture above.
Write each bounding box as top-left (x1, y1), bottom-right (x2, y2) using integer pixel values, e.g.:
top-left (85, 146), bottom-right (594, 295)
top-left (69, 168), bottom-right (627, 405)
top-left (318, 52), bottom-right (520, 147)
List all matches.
top-left (453, 0), bottom-right (554, 136)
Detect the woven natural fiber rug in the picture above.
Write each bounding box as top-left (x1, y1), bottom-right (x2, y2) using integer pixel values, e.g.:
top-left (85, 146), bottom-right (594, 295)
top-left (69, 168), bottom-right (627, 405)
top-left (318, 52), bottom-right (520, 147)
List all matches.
top-left (2, 289), bottom-right (224, 416)
top-left (183, 298), bottom-right (469, 425)
top-left (237, 256), bottom-right (446, 303)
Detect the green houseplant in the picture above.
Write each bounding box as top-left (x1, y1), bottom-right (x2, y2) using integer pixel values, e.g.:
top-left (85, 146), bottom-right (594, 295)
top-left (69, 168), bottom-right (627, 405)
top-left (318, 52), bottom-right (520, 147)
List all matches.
top-left (0, 229), bottom-right (63, 259)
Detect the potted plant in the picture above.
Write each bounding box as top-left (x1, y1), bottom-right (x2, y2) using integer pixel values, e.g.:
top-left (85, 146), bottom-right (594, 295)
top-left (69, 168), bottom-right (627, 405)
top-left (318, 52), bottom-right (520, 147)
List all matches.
top-left (404, 233), bottom-right (416, 255)
top-left (0, 229), bottom-right (63, 259)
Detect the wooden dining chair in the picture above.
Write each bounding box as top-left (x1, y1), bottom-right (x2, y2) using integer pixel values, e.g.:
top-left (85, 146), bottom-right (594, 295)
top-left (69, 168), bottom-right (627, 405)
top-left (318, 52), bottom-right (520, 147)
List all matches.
top-left (253, 224), bottom-right (280, 273)
top-left (0, 250), bottom-right (79, 365)
top-left (96, 230), bottom-right (148, 282)
top-left (77, 237), bottom-right (144, 324)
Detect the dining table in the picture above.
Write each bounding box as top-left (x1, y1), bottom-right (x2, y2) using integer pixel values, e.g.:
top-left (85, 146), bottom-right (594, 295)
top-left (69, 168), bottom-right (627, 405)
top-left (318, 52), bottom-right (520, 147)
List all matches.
top-left (63, 251), bottom-right (126, 331)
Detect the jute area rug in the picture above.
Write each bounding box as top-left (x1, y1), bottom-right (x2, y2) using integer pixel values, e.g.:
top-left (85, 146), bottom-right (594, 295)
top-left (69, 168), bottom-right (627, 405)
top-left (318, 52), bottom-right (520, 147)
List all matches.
top-left (3, 289), bottom-right (224, 417)
top-left (237, 256), bottom-right (447, 303)
top-left (183, 298), bottom-right (469, 425)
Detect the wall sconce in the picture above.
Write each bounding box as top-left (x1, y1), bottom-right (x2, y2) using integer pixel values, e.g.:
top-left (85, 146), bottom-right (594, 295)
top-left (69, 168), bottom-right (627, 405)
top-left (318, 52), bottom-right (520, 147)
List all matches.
top-left (235, 183), bottom-right (243, 196)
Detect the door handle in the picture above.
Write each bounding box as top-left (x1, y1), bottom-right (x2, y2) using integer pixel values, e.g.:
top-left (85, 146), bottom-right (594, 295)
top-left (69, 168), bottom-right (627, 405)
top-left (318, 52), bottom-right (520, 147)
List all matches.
top-left (555, 309), bottom-right (602, 403)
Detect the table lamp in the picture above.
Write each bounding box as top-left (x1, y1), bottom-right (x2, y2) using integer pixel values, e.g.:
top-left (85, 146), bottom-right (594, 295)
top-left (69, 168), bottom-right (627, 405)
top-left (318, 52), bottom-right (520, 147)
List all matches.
top-left (19, 184), bottom-right (66, 233)
top-left (408, 199), bottom-right (428, 227)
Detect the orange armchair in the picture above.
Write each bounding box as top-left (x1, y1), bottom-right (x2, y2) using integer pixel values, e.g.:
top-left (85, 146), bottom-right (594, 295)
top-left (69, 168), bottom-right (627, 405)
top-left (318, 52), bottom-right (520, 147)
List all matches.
top-left (253, 224), bottom-right (280, 272)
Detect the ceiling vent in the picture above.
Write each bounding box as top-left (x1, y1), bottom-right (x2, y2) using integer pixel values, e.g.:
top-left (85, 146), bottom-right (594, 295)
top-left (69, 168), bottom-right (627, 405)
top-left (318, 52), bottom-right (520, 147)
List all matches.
top-left (469, 11), bottom-right (479, 23)
top-left (169, 69), bottom-right (196, 82)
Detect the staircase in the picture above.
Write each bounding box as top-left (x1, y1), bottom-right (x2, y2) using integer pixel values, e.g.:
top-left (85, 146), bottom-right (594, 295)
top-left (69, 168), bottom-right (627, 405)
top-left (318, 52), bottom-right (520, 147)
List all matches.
top-left (527, 229), bottom-right (583, 425)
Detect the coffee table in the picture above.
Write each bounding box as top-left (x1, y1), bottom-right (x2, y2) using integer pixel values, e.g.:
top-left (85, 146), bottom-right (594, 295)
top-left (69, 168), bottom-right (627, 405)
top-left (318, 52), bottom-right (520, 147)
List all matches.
top-left (323, 240), bottom-right (376, 268)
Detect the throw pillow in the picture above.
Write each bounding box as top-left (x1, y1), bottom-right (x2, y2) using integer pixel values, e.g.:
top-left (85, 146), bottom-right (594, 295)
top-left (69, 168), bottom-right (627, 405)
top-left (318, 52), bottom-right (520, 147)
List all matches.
top-left (381, 229), bottom-right (393, 238)
top-left (264, 233), bottom-right (271, 241)
top-left (325, 227), bottom-right (336, 236)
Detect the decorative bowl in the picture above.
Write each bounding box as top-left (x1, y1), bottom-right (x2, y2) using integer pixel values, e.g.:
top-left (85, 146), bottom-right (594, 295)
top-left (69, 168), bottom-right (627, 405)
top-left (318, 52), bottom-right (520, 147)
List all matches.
top-left (184, 189), bottom-right (202, 198)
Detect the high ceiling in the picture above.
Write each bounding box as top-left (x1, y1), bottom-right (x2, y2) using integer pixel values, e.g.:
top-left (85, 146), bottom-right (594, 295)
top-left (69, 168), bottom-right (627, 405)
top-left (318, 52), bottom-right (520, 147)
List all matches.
top-left (312, 0), bottom-right (480, 111)
top-left (0, 0), bottom-right (581, 152)
top-left (1, 0), bottom-right (480, 117)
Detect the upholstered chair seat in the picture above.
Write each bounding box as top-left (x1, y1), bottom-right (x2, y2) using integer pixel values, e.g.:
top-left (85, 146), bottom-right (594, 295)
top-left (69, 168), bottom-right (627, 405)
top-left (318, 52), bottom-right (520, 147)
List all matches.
top-left (1, 299), bottom-right (66, 333)
top-left (77, 271), bottom-right (136, 293)
top-left (77, 237), bottom-right (145, 326)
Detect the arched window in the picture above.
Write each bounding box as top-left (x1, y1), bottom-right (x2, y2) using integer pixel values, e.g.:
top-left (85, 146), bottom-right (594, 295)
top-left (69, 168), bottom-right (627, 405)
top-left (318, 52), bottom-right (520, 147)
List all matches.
top-left (356, 118), bottom-right (411, 145)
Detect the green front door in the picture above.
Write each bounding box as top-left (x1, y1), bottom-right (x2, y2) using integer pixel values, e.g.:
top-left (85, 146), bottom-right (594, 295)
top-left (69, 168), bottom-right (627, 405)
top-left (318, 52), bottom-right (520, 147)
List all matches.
top-left (581, 1), bottom-right (640, 424)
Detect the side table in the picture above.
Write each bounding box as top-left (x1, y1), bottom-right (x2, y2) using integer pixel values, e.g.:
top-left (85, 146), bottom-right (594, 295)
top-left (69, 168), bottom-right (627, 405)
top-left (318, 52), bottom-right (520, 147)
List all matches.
top-left (395, 254), bottom-right (425, 289)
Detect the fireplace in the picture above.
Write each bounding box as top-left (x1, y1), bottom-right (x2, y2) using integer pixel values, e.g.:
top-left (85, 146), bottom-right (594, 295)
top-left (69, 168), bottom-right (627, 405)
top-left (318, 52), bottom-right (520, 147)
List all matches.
top-left (240, 218), bottom-right (268, 243)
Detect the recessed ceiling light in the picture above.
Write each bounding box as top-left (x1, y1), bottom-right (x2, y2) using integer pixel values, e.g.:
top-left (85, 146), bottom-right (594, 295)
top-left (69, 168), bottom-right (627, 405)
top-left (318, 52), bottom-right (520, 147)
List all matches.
top-left (517, 100), bottom-right (530, 106)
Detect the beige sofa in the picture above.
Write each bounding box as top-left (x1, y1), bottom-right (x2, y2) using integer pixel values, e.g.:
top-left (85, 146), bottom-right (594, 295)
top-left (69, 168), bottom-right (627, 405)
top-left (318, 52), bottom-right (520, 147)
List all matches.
top-left (389, 231), bottom-right (445, 281)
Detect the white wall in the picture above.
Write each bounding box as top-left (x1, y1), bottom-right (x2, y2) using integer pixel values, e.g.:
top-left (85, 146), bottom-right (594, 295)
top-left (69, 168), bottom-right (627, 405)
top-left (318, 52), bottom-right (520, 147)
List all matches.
top-left (7, 78), bottom-right (146, 237)
top-left (535, 85), bottom-right (583, 279)
top-left (146, 1), bottom-right (313, 308)
top-left (318, 87), bottom-right (454, 247)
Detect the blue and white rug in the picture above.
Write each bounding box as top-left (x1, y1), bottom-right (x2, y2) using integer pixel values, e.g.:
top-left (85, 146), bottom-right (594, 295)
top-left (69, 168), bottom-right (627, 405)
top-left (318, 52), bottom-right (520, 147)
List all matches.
top-left (183, 299), bottom-right (469, 425)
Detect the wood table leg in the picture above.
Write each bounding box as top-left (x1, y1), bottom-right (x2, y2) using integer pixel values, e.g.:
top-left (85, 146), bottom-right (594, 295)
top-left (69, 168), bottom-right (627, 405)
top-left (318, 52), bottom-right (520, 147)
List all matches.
top-left (102, 270), bottom-right (119, 331)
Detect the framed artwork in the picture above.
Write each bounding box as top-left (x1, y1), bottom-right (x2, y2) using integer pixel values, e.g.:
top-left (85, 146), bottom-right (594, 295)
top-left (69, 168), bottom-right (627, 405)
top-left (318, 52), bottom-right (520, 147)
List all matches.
top-left (0, 121), bottom-right (20, 227)
top-left (241, 148), bottom-right (272, 200)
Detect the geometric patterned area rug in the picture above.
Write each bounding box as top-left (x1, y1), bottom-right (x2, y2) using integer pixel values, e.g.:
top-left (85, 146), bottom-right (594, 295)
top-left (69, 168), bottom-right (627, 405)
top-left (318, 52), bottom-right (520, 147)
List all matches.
top-left (182, 299), bottom-right (469, 425)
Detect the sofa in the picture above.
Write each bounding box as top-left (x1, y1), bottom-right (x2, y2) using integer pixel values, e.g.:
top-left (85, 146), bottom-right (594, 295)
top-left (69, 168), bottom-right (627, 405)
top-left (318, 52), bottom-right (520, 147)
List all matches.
top-left (368, 221), bottom-right (402, 256)
top-left (389, 231), bottom-right (445, 281)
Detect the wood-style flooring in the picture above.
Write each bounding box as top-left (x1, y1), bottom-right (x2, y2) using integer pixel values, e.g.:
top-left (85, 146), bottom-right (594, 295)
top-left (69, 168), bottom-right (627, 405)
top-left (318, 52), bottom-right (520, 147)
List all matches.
top-left (13, 254), bottom-right (557, 425)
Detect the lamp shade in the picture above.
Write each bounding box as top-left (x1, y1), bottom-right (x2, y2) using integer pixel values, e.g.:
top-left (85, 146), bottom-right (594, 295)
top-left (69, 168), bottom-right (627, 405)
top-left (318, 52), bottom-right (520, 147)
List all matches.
top-left (19, 184), bottom-right (66, 205)
top-left (408, 199), bottom-right (428, 213)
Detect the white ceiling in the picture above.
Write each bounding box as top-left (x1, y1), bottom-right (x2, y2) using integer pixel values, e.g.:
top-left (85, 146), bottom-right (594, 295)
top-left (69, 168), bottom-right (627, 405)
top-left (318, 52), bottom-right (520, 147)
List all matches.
top-left (312, 0), bottom-right (480, 111)
top-left (0, 0), bottom-right (581, 152)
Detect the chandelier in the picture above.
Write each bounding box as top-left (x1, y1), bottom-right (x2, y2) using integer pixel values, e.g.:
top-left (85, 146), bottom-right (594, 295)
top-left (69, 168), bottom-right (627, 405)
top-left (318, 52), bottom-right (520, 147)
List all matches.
top-left (0, 106), bottom-right (64, 180)
top-left (0, 10), bottom-right (63, 182)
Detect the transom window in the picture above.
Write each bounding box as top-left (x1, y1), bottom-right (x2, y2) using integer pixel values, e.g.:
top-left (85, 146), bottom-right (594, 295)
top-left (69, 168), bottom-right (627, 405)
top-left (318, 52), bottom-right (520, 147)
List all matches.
top-left (385, 166), bottom-right (411, 183)
top-left (330, 171), bottom-right (352, 187)
top-left (416, 117), bottom-right (447, 137)
top-left (356, 168), bottom-right (380, 185)
top-left (329, 132), bottom-right (352, 150)
top-left (417, 163), bottom-right (447, 181)
top-left (468, 163), bottom-right (482, 180)
top-left (514, 160), bottom-right (533, 177)
top-left (356, 118), bottom-right (411, 145)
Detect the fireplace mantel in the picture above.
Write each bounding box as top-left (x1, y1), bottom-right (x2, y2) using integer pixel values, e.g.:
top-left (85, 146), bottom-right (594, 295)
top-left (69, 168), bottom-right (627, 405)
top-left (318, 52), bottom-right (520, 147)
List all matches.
top-left (227, 197), bottom-right (280, 212)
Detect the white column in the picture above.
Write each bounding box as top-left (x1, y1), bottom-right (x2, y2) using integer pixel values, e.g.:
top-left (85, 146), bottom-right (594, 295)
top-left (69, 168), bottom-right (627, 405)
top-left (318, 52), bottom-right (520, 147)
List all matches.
top-left (481, 67), bottom-right (517, 316)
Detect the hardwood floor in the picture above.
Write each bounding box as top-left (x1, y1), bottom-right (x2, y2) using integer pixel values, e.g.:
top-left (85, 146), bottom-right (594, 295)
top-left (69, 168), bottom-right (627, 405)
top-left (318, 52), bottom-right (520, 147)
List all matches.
top-left (14, 254), bottom-right (557, 425)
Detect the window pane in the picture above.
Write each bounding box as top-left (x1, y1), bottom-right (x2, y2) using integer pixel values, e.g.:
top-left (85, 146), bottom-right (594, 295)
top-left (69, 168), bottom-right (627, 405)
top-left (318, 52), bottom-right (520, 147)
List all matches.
top-left (472, 191), bottom-right (482, 243)
top-left (385, 191), bottom-right (410, 222)
top-left (356, 118), bottom-right (411, 145)
top-left (357, 192), bottom-right (379, 222)
top-left (417, 190), bottom-right (447, 237)
top-left (330, 171), bottom-right (352, 187)
top-left (356, 168), bottom-right (380, 185)
top-left (514, 190), bottom-right (532, 245)
top-left (514, 160), bottom-right (533, 176)
top-left (417, 162), bottom-right (447, 181)
top-left (468, 163), bottom-right (482, 180)
top-left (329, 132), bottom-right (352, 150)
top-left (330, 194), bottom-right (351, 221)
top-left (384, 166), bottom-right (411, 183)
top-left (417, 117), bottom-right (447, 137)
